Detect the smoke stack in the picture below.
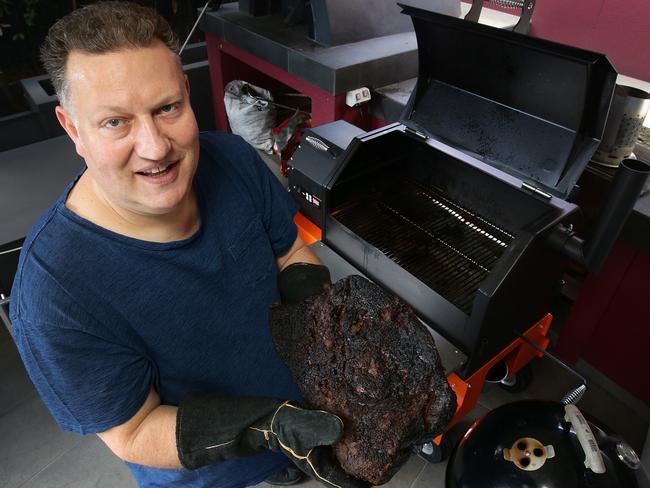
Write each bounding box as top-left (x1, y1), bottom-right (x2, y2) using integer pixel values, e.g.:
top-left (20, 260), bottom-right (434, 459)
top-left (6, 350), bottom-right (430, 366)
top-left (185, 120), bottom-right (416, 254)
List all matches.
top-left (549, 158), bottom-right (650, 274)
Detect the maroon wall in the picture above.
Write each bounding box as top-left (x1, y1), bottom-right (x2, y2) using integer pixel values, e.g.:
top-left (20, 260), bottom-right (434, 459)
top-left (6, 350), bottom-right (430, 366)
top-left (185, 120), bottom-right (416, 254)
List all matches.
top-left (514, 0), bottom-right (650, 81)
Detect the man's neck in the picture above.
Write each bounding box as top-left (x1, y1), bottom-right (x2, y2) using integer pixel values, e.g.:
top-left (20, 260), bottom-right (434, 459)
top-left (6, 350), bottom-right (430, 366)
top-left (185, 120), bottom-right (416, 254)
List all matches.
top-left (65, 172), bottom-right (200, 243)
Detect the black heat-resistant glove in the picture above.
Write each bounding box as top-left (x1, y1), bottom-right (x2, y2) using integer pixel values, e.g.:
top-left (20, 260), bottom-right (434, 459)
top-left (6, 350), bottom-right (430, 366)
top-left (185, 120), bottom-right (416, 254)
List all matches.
top-left (176, 394), bottom-right (369, 488)
top-left (278, 263), bottom-right (331, 304)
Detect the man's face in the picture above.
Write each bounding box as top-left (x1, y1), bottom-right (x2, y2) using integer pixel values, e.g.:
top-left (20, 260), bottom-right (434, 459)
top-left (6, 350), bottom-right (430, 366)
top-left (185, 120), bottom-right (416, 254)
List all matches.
top-left (56, 40), bottom-right (199, 218)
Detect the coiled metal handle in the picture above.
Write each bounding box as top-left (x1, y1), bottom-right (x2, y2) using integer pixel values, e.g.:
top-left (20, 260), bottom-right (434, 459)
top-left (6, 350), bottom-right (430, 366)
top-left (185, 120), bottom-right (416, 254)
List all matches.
top-left (561, 384), bottom-right (587, 405)
top-left (305, 136), bottom-right (330, 152)
top-left (465, 0), bottom-right (535, 35)
top-left (489, 0), bottom-right (525, 9)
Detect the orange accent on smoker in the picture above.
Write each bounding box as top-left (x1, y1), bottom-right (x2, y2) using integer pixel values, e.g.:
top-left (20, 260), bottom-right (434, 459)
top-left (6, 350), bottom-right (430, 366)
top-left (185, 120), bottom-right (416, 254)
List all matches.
top-left (294, 213), bottom-right (322, 245)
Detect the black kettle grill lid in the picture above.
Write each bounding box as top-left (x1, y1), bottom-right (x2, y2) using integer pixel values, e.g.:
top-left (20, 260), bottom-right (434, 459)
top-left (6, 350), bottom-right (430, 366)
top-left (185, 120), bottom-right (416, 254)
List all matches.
top-left (397, 3), bottom-right (617, 199)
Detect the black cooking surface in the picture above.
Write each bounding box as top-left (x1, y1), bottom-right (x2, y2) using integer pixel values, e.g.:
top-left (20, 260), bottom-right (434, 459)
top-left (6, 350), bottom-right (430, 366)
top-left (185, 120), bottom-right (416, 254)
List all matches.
top-left (333, 179), bottom-right (515, 313)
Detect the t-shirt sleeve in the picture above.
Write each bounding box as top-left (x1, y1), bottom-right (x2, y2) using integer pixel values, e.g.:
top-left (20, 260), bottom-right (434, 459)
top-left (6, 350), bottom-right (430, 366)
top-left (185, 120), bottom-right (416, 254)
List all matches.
top-left (219, 134), bottom-right (299, 257)
top-left (12, 302), bottom-right (154, 435)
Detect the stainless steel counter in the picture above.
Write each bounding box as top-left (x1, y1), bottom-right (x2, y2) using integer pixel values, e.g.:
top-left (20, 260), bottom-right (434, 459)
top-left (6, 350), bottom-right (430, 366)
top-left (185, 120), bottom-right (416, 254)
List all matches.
top-left (200, 3), bottom-right (418, 95)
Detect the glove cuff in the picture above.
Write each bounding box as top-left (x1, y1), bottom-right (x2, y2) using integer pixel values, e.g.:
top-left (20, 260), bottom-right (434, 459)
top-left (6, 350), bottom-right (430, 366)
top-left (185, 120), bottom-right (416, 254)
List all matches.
top-left (176, 393), bottom-right (281, 469)
top-left (278, 263), bottom-right (331, 304)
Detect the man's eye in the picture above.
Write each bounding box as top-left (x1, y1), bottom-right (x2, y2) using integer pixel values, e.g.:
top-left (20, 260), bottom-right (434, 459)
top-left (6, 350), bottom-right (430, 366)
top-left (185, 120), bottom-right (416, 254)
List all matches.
top-left (160, 104), bottom-right (177, 114)
top-left (105, 118), bottom-right (122, 128)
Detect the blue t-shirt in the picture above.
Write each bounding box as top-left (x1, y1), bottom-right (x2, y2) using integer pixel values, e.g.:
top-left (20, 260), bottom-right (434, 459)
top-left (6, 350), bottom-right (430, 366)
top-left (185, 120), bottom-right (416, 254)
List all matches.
top-left (10, 132), bottom-right (302, 487)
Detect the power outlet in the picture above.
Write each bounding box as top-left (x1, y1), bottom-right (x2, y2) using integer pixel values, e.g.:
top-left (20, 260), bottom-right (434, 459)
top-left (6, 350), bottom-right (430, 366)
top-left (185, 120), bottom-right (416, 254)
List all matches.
top-left (345, 87), bottom-right (371, 107)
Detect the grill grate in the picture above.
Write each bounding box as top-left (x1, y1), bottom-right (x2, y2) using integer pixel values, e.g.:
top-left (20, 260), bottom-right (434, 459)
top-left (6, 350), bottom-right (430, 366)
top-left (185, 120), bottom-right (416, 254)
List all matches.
top-left (333, 179), bottom-right (515, 313)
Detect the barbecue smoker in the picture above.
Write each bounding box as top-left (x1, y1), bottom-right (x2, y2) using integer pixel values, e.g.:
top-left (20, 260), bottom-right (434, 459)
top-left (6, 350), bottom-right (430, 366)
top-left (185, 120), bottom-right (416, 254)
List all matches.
top-left (287, 4), bottom-right (649, 430)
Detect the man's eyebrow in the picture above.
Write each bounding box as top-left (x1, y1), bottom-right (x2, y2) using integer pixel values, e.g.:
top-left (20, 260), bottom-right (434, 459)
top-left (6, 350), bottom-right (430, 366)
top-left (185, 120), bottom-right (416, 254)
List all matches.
top-left (96, 106), bottom-right (130, 114)
top-left (94, 94), bottom-right (184, 115)
top-left (156, 92), bottom-right (185, 106)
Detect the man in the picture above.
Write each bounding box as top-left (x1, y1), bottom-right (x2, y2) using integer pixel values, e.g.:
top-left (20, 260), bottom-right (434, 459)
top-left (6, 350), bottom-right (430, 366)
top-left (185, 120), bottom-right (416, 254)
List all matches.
top-left (10, 2), bottom-right (366, 487)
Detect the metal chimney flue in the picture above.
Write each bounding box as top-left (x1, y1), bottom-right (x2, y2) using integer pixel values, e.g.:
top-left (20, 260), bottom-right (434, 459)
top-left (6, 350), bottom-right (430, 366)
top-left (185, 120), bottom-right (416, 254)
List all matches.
top-left (549, 158), bottom-right (650, 274)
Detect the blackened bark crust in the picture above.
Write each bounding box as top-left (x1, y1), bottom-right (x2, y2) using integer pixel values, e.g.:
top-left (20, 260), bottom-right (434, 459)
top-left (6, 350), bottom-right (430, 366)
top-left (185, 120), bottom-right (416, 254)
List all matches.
top-left (269, 275), bottom-right (456, 484)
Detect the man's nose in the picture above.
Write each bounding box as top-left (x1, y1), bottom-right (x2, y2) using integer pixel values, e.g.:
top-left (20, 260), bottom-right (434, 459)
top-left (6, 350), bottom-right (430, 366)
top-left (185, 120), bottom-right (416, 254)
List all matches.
top-left (134, 117), bottom-right (171, 161)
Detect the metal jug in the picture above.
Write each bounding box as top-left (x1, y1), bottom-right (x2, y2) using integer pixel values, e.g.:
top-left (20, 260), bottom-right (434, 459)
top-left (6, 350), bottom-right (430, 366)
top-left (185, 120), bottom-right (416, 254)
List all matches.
top-left (593, 84), bottom-right (650, 167)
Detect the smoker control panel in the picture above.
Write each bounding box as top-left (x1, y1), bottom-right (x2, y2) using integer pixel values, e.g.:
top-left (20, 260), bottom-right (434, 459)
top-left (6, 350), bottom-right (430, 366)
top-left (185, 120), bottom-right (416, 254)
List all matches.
top-left (293, 185), bottom-right (321, 209)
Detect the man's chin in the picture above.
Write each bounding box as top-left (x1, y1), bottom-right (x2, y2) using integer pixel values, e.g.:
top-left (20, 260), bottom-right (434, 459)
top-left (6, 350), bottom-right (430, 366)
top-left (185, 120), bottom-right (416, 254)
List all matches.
top-left (133, 202), bottom-right (188, 217)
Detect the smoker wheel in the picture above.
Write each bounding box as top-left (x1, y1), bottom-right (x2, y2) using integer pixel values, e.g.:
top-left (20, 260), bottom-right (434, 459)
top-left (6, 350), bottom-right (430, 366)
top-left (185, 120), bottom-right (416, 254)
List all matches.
top-left (499, 364), bottom-right (533, 394)
top-left (414, 434), bottom-right (452, 464)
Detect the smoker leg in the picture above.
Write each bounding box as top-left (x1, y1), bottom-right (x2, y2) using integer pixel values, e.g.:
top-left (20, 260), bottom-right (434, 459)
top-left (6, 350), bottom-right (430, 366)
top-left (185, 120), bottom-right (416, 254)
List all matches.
top-left (414, 435), bottom-right (452, 464)
top-left (499, 363), bottom-right (533, 393)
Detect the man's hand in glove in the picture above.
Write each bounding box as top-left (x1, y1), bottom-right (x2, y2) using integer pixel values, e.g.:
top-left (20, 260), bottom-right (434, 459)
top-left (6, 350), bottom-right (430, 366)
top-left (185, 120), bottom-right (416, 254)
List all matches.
top-left (278, 262), bottom-right (331, 304)
top-left (177, 394), bottom-right (369, 488)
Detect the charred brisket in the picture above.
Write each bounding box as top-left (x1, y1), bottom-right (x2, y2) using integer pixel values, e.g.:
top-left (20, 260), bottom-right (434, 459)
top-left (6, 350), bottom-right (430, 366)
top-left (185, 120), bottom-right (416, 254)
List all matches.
top-left (269, 275), bottom-right (456, 484)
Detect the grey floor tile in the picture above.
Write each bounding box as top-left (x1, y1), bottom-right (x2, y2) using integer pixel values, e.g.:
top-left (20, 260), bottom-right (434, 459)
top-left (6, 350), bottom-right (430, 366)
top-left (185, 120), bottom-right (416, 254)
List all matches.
top-left (411, 458), bottom-right (448, 488)
top-left (18, 435), bottom-right (136, 488)
top-left (380, 454), bottom-right (426, 487)
top-left (0, 339), bottom-right (38, 417)
top-left (577, 360), bottom-right (650, 422)
top-left (0, 397), bottom-right (81, 488)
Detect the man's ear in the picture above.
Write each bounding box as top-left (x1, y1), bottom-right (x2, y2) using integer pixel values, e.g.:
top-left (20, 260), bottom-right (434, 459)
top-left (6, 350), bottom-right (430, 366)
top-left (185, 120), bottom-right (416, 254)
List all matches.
top-left (184, 74), bottom-right (190, 96)
top-left (55, 105), bottom-right (85, 158)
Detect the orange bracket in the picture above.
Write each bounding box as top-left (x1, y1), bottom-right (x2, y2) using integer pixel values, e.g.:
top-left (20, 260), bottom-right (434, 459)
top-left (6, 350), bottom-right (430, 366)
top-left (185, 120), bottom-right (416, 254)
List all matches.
top-left (444, 314), bottom-right (552, 433)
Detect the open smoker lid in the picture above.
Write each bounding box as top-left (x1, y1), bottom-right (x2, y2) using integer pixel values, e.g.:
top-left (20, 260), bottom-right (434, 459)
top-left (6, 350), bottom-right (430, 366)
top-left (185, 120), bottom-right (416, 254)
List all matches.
top-left (397, 3), bottom-right (617, 199)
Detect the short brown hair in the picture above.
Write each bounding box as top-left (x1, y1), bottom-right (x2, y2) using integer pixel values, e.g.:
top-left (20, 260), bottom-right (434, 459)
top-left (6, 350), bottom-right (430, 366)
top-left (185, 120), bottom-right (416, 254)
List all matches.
top-left (41, 1), bottom-right (180, 108)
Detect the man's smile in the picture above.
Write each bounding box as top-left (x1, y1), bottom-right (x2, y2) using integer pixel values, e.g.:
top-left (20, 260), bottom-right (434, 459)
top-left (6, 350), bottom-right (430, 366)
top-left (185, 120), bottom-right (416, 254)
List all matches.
top-left (135, 160), bottom-right (180, 182)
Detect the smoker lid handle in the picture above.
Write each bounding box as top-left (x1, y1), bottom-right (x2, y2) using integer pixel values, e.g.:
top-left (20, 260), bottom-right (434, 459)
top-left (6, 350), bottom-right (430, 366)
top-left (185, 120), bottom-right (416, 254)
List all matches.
top-left (513, 0), bottom-right (535, 35)
top-left (464, 0), bottom-right (483, 23)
